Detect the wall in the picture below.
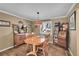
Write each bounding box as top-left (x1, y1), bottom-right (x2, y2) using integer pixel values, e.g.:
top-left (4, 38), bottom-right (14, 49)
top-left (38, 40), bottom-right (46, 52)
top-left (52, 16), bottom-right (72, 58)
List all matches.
top-left (31, 21), bottom-right (39, 34)
top-left (67, 4), bottom-right (79, 56)
top-left (76, 8), bottom-right (79, 56)
top-left (0, 12), bottom-right (32, 51)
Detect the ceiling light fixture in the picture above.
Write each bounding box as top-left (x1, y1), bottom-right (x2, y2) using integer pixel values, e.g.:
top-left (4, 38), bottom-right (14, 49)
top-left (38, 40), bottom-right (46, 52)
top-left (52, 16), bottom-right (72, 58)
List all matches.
top-left (34, 12), bottom-right (42, 27)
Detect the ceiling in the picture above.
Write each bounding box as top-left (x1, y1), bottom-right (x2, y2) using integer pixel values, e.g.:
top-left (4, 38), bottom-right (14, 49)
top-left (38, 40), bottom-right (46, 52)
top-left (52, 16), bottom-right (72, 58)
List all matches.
top-left (0, 3), bottom-right (73, 20)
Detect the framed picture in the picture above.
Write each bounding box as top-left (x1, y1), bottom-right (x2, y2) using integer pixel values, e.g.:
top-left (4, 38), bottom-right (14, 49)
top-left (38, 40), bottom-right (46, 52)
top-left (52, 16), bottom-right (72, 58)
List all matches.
top-left (0, 20), bottom-right (10, 27)
top-left (69, 11), bottom-right (76, 30)
top-left (40, 21), bottom-right (52, 34)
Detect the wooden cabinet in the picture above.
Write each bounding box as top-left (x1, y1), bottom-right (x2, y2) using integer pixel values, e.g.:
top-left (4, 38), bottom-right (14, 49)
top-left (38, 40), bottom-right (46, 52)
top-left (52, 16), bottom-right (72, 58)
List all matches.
top-left (53, 23), bottom-right (60, 43)
top-left (14, 34), bottom-right (26, 46)
top-left (53, 23), bottom-right (69, 49)
top-left (12, 24), bottom-right (27, 47)
top-left (58, 31), bottom-right (67, 48)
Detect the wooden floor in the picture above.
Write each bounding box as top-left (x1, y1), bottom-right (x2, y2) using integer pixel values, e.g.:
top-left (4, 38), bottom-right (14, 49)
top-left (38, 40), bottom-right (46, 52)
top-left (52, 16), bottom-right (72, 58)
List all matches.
top-left (0, 43), bottom-right (68, 56)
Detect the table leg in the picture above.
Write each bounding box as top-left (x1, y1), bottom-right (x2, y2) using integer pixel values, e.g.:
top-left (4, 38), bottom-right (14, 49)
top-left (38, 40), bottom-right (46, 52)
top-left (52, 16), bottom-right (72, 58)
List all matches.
top-left (26, 44), bottom-right (37, 56)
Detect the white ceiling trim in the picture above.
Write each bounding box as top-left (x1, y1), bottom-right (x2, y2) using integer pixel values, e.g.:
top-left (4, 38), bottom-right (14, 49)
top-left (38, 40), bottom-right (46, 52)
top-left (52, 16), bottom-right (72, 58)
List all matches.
top-left (52, 16), bottom-right (67, 19)
top-left (31, 16), bottom-right (67, 21)
top-left (66, 3), bottom-right (76, 16)
top-left (0, 10), bottom-right (32, 21)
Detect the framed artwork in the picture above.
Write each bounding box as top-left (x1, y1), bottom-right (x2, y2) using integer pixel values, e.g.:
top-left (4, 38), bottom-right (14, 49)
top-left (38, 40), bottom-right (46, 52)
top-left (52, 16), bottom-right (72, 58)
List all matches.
top-left (40, 21), bottom-right (52, 34)
top-left (69, 11), bottom-right (76, 30)
top-left (0, 20), bottom-right (10, 27)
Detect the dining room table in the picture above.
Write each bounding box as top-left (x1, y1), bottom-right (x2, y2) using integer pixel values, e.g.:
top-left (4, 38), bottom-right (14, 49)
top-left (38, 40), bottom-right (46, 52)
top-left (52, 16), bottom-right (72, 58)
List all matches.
top-left (24, 33), bottom-right (48, 56)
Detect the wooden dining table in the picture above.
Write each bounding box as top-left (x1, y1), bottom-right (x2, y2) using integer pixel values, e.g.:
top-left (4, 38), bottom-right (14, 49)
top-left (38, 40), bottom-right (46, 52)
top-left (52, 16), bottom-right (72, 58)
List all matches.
top-left (24, 34), bottom-right (48, 56)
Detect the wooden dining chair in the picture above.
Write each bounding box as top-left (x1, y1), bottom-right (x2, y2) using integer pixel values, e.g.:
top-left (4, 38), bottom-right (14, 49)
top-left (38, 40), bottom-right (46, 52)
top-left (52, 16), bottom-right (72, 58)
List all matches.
top-left (36, 39), bottom-right (48, 56)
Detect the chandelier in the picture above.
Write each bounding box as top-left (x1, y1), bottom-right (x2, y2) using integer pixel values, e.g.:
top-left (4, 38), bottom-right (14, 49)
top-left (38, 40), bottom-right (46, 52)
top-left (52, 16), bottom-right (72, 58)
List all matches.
top-left (34, 12), bottom-right (42, 27)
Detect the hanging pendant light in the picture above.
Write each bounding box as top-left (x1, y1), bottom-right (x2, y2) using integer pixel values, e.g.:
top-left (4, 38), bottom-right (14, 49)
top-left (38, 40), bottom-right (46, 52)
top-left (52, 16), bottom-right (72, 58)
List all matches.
top-left (34, 12), bottom-right (42, 27)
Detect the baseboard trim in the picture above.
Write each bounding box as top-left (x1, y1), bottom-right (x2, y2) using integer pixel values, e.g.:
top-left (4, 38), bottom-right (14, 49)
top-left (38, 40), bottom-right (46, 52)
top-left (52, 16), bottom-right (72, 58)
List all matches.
top-left (68, 48), bottom-right (73, 56)
top-left (0, 46), bottom-right (14, 52)
top-left (48, 41), bottom-right (53, 44)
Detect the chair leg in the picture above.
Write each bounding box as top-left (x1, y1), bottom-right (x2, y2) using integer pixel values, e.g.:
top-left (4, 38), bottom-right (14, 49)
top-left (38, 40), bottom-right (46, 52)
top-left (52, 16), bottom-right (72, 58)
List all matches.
top-left (43, 49), bottom-right (45, 56)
